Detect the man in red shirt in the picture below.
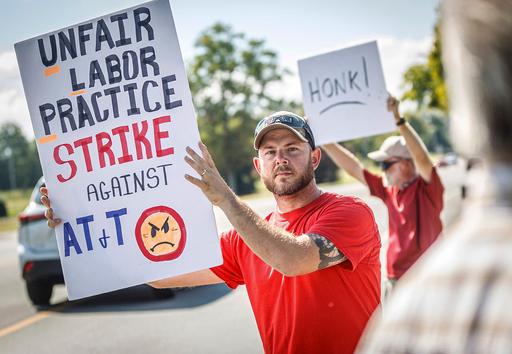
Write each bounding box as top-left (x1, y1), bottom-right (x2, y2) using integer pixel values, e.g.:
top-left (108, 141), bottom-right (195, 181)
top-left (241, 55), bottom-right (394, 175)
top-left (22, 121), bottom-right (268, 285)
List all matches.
top-left (323, 96), bottom-right (444, 293)
top-left (43, 112), bottom-right (381, 354)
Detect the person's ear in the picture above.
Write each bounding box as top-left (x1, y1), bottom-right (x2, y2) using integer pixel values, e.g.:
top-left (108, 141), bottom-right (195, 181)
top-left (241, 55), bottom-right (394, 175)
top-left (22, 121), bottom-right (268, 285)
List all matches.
top-left (311, 147), bottom-right (321, 170)
top-left (253, 156), bottom-right (262, 176)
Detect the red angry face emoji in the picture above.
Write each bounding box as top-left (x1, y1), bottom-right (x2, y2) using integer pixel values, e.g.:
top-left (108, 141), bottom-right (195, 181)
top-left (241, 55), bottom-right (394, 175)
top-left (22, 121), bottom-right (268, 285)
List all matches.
top-left (135, 206), bottom-right (186, 262)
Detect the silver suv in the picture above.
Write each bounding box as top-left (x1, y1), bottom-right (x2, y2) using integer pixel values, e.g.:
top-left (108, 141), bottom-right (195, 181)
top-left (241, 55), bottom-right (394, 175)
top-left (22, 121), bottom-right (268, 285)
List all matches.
top-left (18, 177), bottom-right (174, 306)
top-left (18, 177), bottom-right (61, 306)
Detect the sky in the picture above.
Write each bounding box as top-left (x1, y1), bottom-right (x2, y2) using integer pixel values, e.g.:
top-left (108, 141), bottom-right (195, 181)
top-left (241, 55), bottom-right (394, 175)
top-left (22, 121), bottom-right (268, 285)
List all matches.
top-left (0, 0), bottom-right (440, 138)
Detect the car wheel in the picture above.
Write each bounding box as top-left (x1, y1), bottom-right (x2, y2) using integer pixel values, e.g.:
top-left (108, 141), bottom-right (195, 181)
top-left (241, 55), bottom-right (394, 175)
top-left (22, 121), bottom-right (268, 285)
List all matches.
top-left (26, 280), bottom-right (53, 306)
top-left (150, 287), bottom-right (175, 300)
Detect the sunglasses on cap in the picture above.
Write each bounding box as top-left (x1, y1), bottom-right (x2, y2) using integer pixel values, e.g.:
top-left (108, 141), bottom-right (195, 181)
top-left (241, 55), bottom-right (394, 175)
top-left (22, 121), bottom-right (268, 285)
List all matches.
top-left (380, 159), bottom-right (402, 171)
top-left (254, 114), bottom-right (315, 148)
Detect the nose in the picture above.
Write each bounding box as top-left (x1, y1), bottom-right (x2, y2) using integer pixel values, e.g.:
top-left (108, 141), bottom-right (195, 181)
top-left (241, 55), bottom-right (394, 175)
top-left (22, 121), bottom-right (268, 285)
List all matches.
top-left (275, 150), bottom-right (289, 165)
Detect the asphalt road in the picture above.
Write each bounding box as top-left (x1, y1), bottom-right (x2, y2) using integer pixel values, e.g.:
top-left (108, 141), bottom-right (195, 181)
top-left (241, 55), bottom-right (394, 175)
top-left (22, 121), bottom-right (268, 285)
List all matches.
top-left (0, 163), bottom-right (465, 354)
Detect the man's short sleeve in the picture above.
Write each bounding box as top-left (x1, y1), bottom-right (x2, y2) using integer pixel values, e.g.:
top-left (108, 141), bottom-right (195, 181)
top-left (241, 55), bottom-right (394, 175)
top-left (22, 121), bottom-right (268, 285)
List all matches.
top-left (423, 167), bottom-right (445, 211)
top-left (210, 230), bottom-right (245, 289)
top-left (364, 169), bottom-right (387, 201)
top-left (307, 197), bottom-right (380, 271)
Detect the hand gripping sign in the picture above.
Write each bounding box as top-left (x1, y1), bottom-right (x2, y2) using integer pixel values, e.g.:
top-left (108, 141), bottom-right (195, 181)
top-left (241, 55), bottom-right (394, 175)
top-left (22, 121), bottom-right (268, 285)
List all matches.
top-left (15, 0), bottom-right (222, 300)
top-left (298, 41), bottom-right (395, 145)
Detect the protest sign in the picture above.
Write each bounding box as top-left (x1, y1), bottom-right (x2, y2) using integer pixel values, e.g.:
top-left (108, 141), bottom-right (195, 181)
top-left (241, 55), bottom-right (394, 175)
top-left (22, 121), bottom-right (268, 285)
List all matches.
top-left (14, 0), bottom-right (222, 300)
top-left (298, 41), bottom-right (395, 145)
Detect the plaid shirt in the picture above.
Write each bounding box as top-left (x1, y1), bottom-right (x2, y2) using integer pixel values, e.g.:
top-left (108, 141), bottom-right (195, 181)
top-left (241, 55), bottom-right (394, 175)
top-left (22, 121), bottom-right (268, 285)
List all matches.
top-left (357, 167), bottom-right (512, 354)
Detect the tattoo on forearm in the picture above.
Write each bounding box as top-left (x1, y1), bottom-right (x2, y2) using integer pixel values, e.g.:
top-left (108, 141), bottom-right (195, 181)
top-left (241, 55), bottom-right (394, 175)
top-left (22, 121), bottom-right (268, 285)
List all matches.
top-left (308, 233), bottom-right (347, 270)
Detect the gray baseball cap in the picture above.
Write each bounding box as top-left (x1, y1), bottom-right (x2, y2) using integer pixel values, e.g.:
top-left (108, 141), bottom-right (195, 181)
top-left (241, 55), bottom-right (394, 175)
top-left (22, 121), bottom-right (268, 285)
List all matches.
top-left (253, 111), bottom-right (315, 150)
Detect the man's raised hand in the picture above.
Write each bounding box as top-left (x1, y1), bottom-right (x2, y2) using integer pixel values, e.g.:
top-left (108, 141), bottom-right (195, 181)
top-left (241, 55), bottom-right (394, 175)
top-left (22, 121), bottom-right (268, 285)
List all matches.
top-left (387, 94), bottom-right (401, 122)
top-left (184, 142), bottom-right (235, 208)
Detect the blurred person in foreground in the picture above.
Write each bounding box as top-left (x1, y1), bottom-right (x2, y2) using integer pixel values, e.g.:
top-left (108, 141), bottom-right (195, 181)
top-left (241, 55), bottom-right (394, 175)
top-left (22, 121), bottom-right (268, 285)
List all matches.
top-left (357, 0), bottom-right (512, 352)
top-left (42, 112), bottom-right (381, 354)
top-left (322, 95), bottom-right (444, 295)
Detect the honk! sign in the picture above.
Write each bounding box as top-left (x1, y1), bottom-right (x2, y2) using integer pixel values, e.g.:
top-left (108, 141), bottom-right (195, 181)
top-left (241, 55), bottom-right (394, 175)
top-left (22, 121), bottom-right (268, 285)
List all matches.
top-left (15, 0), bottom-right (222, 300)
top-left (298, 41), bottom-right (395, 145)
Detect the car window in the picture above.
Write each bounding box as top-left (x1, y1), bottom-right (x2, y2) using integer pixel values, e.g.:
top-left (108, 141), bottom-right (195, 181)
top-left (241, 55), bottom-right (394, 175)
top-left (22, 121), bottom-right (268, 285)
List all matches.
top-left (31, 179), bottom-right (45, 205)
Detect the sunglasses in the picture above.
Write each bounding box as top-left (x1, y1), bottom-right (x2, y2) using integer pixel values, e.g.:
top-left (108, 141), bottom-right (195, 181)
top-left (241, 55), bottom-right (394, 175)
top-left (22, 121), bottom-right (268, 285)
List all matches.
top-left (255, 114), bottom-right (315, 148)
top-left (380, 159), bottom-right (402, 171)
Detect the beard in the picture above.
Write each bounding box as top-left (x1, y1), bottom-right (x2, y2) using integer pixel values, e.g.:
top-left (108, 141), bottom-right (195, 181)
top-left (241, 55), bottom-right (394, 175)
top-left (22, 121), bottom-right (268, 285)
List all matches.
top-left (262, 158), bottom-right (315, 196)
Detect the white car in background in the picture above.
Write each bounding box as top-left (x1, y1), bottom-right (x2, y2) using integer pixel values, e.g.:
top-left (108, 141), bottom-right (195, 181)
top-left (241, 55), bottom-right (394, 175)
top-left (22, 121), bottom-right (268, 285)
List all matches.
top-left (17, 177), bottom-right (174, 306)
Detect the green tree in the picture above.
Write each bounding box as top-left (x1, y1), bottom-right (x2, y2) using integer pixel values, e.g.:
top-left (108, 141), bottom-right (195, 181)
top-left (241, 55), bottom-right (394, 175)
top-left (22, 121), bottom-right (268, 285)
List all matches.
top-left (401, 22), bottom-right (448, 112)
top-left (188, 23), bottom-right (296, 194)
top-left (399, 14), bottom-right (452, 154)
top-left (0, 123), bottom-right (42, 190)
top-left (25, 140), bottom-right (43, 186)
top-left (406, 110), bottom-right (452, 153)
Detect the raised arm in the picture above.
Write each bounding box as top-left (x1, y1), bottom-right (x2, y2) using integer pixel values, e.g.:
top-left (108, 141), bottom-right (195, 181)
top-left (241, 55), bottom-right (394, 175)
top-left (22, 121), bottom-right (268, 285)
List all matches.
top-left (388, 96), bottom-right (434, 182)
top-left (185, 143), bottom-right (347, 277)
top-left (321, 143), bottom-right (366, 185)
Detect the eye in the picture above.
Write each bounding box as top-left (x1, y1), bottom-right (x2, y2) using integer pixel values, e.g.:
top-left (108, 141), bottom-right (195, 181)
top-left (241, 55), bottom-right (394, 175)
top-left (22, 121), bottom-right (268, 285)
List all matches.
top-left (288, 147), bottom-right (298, 152)
top-left (161, 217), bottom-right (169, 233)
top-left (148, 222), bottom-right (160, 237)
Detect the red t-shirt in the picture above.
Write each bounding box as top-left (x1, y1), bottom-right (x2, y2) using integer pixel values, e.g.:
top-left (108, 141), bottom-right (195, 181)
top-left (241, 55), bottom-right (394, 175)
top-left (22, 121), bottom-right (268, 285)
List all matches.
top-left (364, 167), bottom-right (444, 280)
top-left (210, 192), bottom-right (381, 354)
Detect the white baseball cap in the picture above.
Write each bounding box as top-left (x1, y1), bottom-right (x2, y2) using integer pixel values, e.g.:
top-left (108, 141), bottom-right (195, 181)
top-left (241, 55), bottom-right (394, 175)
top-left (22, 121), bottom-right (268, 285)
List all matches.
top-left (367, 136), bottom-right (411, 162)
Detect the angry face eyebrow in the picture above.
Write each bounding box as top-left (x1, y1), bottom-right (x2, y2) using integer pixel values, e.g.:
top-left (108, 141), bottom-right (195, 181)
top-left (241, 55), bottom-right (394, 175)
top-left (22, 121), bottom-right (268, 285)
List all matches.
top-left (161, 217), bottom-right (170, 233)
top-left (148, 222), bottom-right (160, 231)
